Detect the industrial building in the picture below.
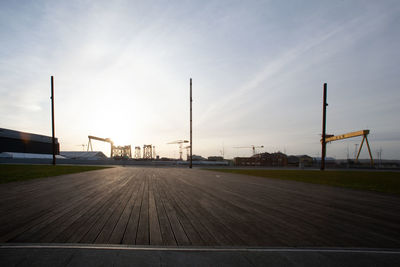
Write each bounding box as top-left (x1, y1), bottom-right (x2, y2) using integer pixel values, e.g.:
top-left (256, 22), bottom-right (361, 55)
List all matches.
top-left (0, 128), bottom-right (59, 155)
top-left (60, 151), bottom-right (107, 160)
top-left (208, 156), bottom-right (224, 161)
top-left (234, 152), bottom-right (288, 166)
top-left (287, 155), bottom-right (314, 167)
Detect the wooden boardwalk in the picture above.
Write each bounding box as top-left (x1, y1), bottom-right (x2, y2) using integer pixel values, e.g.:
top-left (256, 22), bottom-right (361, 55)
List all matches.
top-left (0, 167), bottom-right (400, 247)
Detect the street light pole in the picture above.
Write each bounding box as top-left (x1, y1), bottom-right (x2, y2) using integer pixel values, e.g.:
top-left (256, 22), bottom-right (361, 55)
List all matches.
top-left (190, 78), bottom-right (193, 169)
top-left (321, 83), bottom-right (327, 171)
top-left (51, 76), bottom-right (56, 166)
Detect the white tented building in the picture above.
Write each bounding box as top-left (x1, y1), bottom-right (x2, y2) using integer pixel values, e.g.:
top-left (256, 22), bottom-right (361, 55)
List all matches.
top-left (0, 152), bottom-right (65, 159)
top-left (60, 151), bottom-right (107, 160)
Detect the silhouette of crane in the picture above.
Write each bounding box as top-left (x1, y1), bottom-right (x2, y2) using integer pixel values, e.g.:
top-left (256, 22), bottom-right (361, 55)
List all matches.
top-left (77, 144), bottom-right (86, 151)
top-left (184, 145), bottom-right (191, 161)
top-left (233, 145), bottom-right (264, 156)
top-left (87, 135), bottom-right (114, 157)
top-left (167, 140), bottom-right (189, 160)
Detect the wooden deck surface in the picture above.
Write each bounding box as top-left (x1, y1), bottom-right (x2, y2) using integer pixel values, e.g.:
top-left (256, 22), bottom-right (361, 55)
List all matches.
top-left (0, 167), bottom-right (399, 247)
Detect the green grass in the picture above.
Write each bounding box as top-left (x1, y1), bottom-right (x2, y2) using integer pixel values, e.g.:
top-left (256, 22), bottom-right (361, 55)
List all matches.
top-left (206, 169), bottom-right (400, 195)
top-left (0, 164), bottom-right (111, 184)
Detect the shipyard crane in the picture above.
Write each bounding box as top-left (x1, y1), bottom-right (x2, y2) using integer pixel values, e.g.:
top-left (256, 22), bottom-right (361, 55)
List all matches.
top-left (87, 135), bottom-right (114, 157)
top-left (321, 129), bottom-right (373, 165)
top-left (233, 145), bottom-right (264, 156)
top-left (184, 145), bottom-right (191, 161)
top-left (167, 140), bottom-right (189, 160)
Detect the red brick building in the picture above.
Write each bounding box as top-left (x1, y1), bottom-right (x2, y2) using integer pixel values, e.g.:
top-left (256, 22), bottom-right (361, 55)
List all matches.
top-left (234, 152), bottom-right (288, 166)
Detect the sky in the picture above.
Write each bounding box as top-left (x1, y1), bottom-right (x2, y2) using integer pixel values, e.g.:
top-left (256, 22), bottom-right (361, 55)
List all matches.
top-left (1, 0), bottom-right (399, 159)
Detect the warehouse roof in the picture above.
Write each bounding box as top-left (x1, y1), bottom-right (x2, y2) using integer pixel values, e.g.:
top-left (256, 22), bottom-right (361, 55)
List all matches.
top-left (0, 128), bottom-right (58, 144)
top-left (60, 151), bottom-right (107, 160)
top-left (0, 152), bottom-right (65, 159)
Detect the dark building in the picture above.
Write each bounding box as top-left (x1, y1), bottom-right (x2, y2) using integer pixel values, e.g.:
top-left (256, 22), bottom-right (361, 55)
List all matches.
top-left (0, 128), bottom-right (59, 155)
top-left (288, 155), bottom-right (314, 167)
top-left (208, 156), bottom-right (224, 161)
top-left (234, 152), bottom-right (288, 167)
top-left (190, 154), bottom-right (206, 161)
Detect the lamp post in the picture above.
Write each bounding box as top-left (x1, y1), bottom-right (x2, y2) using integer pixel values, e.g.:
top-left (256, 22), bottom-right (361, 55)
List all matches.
top-left (321, 83), bottom-right (327, 170)
top-left (190, 78), bottom-right (193, 169)
top-left (51, 76), bottom-right (56, 165)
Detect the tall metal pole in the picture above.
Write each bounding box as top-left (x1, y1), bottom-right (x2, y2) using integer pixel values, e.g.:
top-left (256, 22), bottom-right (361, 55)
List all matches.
top-left (321, 83), bottom-right (327, 170)
top-left (51, 76), bottom-right (56, 166)
top-left (190, 78), bottom-right (193, 169)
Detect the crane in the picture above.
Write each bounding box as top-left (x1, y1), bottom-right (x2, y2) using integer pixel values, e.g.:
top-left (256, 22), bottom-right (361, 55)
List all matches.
top-left (167, 140), bottom-right (189, 160)
top-left (87, 135), bottom-right (114, 157)
top-left (77, 144), bottom-right (87, 151)
top-left (321, 129), bottom-right (373, 165)
top-left (184, 145), bottom-right (191, 161)
top-left (233, 145), bottom-right (264, 156)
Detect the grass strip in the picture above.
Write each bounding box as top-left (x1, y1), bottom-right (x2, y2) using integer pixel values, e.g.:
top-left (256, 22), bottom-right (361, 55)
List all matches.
top-left (206, 169), bottom-right (400, 195)
top-left (0, 164), bottom-right (111, 184)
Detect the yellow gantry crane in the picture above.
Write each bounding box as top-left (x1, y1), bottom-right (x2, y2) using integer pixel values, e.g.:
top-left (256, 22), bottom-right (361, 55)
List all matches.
top-left (321, 129), bottom-right (373, 165)
top-left (167, 140), bottom-right (189, 160)
top-left (87, 135), bottom-right (114, 157)
top-left (87, 135), bottom-right (132, 159)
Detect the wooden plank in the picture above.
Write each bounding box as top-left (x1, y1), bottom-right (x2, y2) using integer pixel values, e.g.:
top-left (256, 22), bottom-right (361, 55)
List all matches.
top-left (0, 169), bottom-right (122, 229)
top-left (34, 176), bottom-right (132, 243)
top-left (174, 171), bottom-right (329, 246)
top-left (78, 177), bottom-right (134, 243)
top-left (184, 170), bottom-right (400, 247)
top-left (3, 176), bottom-right (121, 243)
top-left (152, 172), bottom-right (177, 246)
top-left (108, 173), bottom-right (143, 244)
top-left (157, 175), bottom-right (205, 246)
top-left (155, 173), bottom-right (215, 245)
top-left (155, 175), bottom-right (190, 246)
top-left (160, 174), bottom-right (238, 246)
top-left (0, 168), bottom-right (120, 211)
top-left (55, 176), bottom-right (138, 243)
top-left (135, 175), bottom-right (150, 245)
top-left (94, 176), bottom-right (139, 244)
top-left (121, 173), bottom-right (146, 244)
top-left (0, 175), bottom-right (107, 233)
top-left (190, 170), bottom-right (400, 246)
top-left (172, 174), bottom-right (293, 246)
top-left (1, 167), bottom-right (400, 247)
top-left (148, 174), bottom-right (162, 245)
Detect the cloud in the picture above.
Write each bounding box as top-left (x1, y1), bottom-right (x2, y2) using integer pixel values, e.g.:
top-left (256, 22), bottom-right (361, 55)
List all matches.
top-left (1, 1), bottom-right (399, 158)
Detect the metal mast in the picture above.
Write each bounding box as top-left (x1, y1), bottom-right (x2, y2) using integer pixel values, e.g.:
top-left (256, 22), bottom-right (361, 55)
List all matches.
top-left (321, 83), bottom-right (327, 170)
top-left (51, 76), bottom-right (56, 165)
top-left (190, 78), bottom-right (193, 169)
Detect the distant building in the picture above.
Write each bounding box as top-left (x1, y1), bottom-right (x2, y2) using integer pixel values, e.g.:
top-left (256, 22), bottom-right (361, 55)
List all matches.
top-left (288, 155), bottom-right (313, 167)
top-left (234, 152), bottom-right (288, 166)
top-left (313, 157), bottom-right (337, 167)
top-left (60, 151), bottom-right (107, 160)
top-left (0, 152), bottom-right (65, 159)
top-left (191, 154), bottom-right (206, 161)
top-left (160, 157), bottom-right (174, 161)
top-left (0, 128), bottom-right (59, 155)
top-left (208, 156), bottom-right (224, 161)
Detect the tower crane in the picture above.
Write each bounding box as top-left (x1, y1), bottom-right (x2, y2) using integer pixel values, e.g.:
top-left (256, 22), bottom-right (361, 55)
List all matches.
top-left (167, 140), bottom-right (189, 160)
top-left (77, 144), bottom-right (87, 151)
top-left (233, 145), bottom-right (264, 156)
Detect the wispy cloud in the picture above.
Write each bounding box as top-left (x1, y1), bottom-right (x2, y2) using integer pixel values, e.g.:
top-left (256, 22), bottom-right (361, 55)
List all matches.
top-left (1, 1), bottom-right (399, 158)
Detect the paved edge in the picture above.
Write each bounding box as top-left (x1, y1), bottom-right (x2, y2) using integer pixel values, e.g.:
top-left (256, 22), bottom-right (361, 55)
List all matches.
top-left (2, 243), bottom-right (400, 267)
top-left (1, 243), bottom-right (400, 253)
